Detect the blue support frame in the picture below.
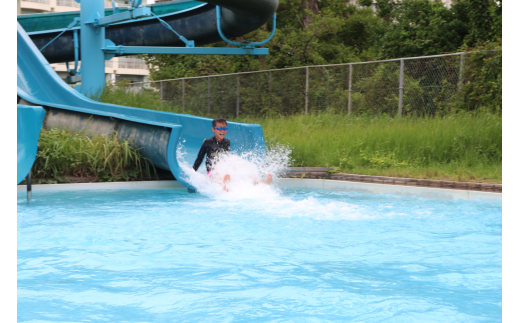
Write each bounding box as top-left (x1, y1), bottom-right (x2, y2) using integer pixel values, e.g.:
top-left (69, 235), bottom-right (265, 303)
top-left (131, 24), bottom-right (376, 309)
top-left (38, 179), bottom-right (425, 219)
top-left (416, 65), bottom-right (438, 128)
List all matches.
top-left (76, 0), bottom-right (276, 96)
top-left (79, 0), bottom-right (106, 96)
top-left (103, 41), bottom-right (269, 59)
top-left (66, 29), bottom-right (81, 83)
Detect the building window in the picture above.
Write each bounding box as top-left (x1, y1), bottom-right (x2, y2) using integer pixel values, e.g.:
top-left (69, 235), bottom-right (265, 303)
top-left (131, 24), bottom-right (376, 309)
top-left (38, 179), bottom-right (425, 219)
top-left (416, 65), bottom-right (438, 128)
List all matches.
top-left (118, 56), bottom-right (148, 70)
top-left (56, 0), bottom-right (80, 8)
top-left (55, 0), bottom-right (128, 8)
top-left (22, 0), bottom-right (50, 4)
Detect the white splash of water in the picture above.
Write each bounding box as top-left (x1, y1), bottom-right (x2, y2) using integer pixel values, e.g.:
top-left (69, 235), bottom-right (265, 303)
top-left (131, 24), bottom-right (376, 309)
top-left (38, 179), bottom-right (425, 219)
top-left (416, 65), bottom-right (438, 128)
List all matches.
top-left (176, 143), bottom-right (378, 221)
top-left (178, 143), bottom-right (292, 200)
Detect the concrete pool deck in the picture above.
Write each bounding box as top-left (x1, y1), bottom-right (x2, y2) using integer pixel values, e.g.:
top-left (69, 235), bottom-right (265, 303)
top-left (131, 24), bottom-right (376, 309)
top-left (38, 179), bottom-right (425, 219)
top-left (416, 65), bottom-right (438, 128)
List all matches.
top-left (17, 178), bottom-right (501, 201)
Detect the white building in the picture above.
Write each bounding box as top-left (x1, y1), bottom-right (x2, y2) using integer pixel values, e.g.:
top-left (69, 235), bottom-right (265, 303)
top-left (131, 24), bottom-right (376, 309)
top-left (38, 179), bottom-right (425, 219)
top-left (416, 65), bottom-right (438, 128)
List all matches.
top-left (18, 0), bottom-right (152, 84)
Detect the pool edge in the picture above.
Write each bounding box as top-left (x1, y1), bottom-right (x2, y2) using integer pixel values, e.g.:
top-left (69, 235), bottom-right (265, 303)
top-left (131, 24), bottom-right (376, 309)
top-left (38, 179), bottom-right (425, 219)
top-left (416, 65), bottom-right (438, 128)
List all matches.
top-left (17, 180), bottom-right (185, 191)
top-left (17, 179), bottom-right (501, 201)
top-left (278, 178), bottom-right (502, 201)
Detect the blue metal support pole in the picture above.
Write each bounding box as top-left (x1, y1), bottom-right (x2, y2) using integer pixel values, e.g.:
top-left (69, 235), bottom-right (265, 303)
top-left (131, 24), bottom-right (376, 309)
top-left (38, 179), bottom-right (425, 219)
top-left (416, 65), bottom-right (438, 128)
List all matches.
top-left (103, 44), bottom-right (269, 56)
top-left (80, 0), bottom-right (106, 97)
top-left (66, 29), bottom-right (82, 84)
top-left (72, 29), bottom-right (79, 74)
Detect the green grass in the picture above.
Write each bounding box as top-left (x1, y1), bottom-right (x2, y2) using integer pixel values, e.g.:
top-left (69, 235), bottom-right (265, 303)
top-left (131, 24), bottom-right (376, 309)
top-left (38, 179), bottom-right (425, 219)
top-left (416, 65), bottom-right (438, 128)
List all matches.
top-left (98, 83), bottom-right (183, 114)
top-left (98, 85), bottom-right (502, 183)
top-left (232, 112), bottom-right (502, 183)
top-left (33, 128), bottom-right (156, 183)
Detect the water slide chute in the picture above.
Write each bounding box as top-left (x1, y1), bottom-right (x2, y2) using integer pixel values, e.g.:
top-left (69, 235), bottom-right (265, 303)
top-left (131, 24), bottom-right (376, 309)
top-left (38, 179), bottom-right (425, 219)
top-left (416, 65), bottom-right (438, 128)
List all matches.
top-left (17, 0), bottom-right (278, 188)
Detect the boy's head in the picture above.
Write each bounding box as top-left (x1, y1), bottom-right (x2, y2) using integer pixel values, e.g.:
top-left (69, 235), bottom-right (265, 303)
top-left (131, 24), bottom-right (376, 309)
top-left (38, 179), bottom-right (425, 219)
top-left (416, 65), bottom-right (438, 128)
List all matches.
top-left (211, 117), bottom-right (228, 142)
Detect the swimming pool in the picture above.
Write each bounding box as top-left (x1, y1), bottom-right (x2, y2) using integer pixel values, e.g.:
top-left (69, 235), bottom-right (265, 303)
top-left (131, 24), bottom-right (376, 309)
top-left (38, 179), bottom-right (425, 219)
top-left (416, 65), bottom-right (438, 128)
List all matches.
top-left (17, 186), bottom-right (502, 322)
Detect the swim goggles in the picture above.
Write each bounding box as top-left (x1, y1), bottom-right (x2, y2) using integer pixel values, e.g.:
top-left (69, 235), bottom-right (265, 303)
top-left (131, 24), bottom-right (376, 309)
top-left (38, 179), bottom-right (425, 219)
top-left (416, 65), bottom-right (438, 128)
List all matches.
top-left (213, 126), bottom-right (228, 131)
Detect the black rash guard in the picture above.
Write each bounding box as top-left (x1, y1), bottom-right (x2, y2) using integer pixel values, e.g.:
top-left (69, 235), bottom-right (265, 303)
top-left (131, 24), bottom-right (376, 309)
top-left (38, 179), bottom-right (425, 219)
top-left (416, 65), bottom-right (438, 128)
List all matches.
top-left (192, 137), bottom-right (231, 172)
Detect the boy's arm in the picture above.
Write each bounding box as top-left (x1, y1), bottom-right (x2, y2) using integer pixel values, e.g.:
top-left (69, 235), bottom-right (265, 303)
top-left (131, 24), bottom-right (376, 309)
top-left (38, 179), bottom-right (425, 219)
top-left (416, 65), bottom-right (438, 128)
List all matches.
top-left (192, 140), bottom-right (207, 171)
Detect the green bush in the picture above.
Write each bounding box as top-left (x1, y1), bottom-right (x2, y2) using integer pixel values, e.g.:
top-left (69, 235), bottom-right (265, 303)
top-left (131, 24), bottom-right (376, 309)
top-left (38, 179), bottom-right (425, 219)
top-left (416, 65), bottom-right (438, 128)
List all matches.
top-left (457, 41), bottom-right (502, 113)
top-left (350, 62), bottom-right (423, 115)
top-left (33, 128), bottom-right (156, 183)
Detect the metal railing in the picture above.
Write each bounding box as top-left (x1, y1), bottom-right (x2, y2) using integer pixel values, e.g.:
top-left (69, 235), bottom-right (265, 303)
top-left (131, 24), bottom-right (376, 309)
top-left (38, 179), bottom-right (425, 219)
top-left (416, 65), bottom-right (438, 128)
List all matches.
top-left (123, 51), bottom-right (497, 118)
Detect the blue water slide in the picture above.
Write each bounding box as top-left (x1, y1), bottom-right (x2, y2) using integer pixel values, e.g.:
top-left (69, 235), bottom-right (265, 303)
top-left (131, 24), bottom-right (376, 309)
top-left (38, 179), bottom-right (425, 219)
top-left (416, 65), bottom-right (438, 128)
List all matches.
top-left (17, 21), bottom-right (266, 189)
top-left (17, 105), bottom-right (46, 184)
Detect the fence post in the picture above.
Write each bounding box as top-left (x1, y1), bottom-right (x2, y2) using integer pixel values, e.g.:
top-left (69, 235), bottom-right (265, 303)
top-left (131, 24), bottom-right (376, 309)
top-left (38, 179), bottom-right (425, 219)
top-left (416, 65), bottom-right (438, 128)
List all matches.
top-left (160, 81), bottom-right (163, 100)
top-left (182, 79), bottom-right (185, 113)
top-left (236, 73), bottom-right (240, 118)
top-left (160, 81), bottom-right (163, 107)
top-left (348, 64), bottom-right (352, 114)
top-left (207, 76), bottom-right (211, 116)
top-left (305, 67), bottom-right (309, 115)
top-left (459, 53), bottom-right (465, 91)
top-left (398, 59), bottom-right (404, 117)
top-left (269, 71), bottom-right (272, 111)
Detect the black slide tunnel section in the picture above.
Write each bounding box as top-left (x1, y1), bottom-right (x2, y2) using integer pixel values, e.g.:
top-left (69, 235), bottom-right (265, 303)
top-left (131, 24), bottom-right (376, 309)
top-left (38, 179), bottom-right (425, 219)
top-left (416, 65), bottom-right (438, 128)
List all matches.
top-left (26, 0), bottom-right (279, 64)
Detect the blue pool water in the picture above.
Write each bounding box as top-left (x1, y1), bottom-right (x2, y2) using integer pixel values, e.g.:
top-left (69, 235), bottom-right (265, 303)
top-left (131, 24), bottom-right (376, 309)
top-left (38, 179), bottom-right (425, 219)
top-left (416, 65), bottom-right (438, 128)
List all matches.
top-left (17, 187), bottom-right (502, 322)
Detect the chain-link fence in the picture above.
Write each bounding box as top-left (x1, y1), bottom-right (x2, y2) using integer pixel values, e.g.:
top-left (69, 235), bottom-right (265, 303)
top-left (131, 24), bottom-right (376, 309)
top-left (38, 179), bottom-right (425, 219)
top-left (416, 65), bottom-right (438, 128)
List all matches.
top-left (123, 52), bottom-right (493, 118)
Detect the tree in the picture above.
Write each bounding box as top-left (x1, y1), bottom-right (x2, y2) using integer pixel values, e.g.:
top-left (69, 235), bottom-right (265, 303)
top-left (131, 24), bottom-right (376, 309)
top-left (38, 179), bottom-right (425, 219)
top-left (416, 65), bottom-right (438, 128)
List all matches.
top-left (375, 0), bottom-right (468, 58)
top-left (451, 0), bottom-right (502, 46)
top-left (301, 0), bottom-right (320, 27)
top-left (337, 6), bottom-right (381, 57)
top-left (357, 0), bottom-right (373, 7)
top-left (374, 0), bottom-right (394, 21)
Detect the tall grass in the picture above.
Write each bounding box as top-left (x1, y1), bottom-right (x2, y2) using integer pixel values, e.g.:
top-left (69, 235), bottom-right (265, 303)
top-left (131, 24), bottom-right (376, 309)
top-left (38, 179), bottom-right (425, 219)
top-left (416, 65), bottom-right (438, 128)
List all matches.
top-left (33, 128), bottom-right (156, 183)
top-left (98, 82), bottom-right (183, 114)
top-left (233, 112), bottom-right (502, 183)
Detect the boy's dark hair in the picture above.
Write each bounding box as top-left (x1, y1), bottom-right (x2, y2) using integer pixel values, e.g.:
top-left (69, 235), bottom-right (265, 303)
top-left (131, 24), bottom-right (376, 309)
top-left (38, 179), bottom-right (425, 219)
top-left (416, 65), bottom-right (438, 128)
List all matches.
top-left (212, 117), bottom-right (227, 127)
